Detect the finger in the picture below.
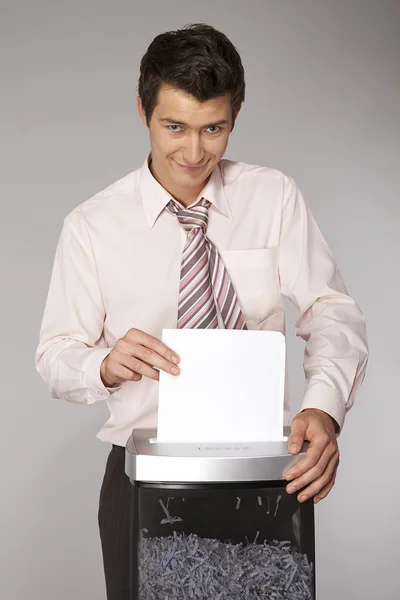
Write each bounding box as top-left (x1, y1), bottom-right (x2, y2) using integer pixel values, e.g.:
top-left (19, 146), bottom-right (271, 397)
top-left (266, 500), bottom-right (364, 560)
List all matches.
top-left (297, 453), bottom-right (339, 502)
top-left (125, 328), bottom-right (180, 364)
top-left (314, 463), bottom-right (339, 503)
top-left (130, 343), bottom-right (180, 376)
top-left (289, 451), bottom-right (339, 502)
top-left (109, 361), bottom-right (144, 383)
top-left (286, 443), bottom-right (337, 492)
top-left (122, 367), bottom-right (143, 382)
top-left (286, 432), bottom-right (333, 480)
top-left (123, 356), bottom-right (161, 381)
top-left (288, 418), bottom-right (307, 455)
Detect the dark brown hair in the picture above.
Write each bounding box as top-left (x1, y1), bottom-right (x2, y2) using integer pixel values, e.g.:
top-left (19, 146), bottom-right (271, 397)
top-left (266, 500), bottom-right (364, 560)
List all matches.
top-left (138, 23), bottom-right (245, 131)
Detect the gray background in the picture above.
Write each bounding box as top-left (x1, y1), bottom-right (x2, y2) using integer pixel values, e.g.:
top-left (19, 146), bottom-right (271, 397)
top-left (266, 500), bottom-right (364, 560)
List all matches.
top-left (1, 0), bottom-right (399, 598)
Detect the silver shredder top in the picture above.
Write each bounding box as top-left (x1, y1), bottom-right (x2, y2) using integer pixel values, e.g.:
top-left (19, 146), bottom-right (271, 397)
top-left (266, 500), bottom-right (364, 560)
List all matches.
top-left (125, 428), bottom-right (308, 484)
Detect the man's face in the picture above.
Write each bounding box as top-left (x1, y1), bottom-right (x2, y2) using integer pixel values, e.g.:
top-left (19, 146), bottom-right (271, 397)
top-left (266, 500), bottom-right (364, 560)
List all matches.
top-left (137, 84), bottom-right (239, 204)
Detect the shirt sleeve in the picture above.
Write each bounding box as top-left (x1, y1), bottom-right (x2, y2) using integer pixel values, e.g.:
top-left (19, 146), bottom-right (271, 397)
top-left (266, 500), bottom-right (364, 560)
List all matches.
top-left (278, 175), bottom-right (369, 434)
top-left (35, 211), bottom-right (123, 404)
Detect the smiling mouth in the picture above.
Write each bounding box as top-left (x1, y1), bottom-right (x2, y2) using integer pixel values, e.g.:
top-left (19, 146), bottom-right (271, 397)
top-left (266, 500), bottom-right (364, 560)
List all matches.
top-left (175, 160), bottom-right (208, 171)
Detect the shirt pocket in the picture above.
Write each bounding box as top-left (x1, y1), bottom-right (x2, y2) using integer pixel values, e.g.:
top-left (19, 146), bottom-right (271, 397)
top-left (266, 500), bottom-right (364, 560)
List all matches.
top-left (219, 248), bottom-right (280, 327)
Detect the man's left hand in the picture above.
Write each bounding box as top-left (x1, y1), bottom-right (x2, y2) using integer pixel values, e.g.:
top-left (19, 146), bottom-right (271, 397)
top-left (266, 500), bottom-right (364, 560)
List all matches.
top-left (285, 408), bottom-right (340, 504)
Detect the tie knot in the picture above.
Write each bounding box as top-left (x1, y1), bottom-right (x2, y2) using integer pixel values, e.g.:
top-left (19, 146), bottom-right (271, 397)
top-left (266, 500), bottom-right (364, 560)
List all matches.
top-left (166, 198), bottom-right (210, 235)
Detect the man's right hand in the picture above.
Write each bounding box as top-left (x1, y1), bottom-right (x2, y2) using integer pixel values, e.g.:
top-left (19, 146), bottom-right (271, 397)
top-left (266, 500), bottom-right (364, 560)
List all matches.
top-left (100, 328), bottom-right (180, 387)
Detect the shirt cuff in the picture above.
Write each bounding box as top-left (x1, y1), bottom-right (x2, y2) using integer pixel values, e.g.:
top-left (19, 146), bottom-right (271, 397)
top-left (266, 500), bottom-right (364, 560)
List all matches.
top-left (299, 382), bottom-right (346, 435)
top-left (84, 348), bottom-right (124, 403)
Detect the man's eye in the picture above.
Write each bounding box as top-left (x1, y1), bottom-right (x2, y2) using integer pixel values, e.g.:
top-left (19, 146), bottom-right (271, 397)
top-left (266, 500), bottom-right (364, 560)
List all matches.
top-left (167, 125), bottom-right (221, 133)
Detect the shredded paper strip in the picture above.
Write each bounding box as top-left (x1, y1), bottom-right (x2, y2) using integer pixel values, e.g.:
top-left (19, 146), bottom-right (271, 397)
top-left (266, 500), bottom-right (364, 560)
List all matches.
top-left (139, 531), bottom-right (313, 599)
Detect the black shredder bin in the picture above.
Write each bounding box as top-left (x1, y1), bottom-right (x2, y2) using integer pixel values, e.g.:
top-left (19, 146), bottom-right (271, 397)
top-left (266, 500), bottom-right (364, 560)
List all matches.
top-left (125, 427), bottom-right (315, 599)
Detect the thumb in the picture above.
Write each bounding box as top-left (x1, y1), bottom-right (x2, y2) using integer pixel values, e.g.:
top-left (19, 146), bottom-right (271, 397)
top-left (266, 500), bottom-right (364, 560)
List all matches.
top-left (288, 417), bottom-right (307, 454)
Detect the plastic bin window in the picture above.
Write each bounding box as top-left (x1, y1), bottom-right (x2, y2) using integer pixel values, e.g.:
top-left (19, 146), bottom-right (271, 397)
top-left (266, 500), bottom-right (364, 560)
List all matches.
top-left (133, 485), bottom-right (314, 599)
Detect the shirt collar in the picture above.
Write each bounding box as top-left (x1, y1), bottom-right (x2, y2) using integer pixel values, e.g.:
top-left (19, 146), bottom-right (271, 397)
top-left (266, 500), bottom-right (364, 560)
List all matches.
top-left (139, 153), bottom-right (232, 228)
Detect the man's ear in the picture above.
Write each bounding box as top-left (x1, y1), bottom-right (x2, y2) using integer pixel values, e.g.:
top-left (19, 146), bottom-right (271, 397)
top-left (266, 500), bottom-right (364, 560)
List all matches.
top-left (137, 96), bottom-right (148, 128)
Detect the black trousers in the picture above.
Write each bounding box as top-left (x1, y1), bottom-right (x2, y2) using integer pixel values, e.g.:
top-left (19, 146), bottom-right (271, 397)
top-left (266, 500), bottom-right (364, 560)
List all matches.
top-left (98, 444), bottom-right (131, 600)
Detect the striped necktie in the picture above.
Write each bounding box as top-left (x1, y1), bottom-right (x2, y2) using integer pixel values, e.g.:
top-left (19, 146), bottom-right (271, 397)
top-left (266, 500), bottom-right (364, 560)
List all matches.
top-left (166, 197), bottom-right (248, 330)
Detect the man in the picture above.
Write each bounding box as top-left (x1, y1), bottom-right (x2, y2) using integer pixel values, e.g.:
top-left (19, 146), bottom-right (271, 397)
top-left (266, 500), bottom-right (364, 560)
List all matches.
top-left (35, 23), bottom-right (368, 599)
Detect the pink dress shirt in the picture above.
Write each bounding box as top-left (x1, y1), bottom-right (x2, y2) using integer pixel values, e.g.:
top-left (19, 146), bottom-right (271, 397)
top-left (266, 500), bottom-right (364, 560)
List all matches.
top-left (35, 155), bottom-right (368, 446)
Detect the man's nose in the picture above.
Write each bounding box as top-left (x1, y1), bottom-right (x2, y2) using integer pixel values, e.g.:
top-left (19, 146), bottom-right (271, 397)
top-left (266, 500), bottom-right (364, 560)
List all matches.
top-left (182, 136), bottom-right (205, 166)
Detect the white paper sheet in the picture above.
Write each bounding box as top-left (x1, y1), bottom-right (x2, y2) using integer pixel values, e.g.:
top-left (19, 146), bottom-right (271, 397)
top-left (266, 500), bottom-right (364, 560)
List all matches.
top-left (157, 329), bottom-right (286, 443)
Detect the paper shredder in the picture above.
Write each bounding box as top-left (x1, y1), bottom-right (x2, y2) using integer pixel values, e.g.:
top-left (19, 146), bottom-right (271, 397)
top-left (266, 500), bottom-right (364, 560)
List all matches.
top-left (125, 427), bottom-right (315, 599)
